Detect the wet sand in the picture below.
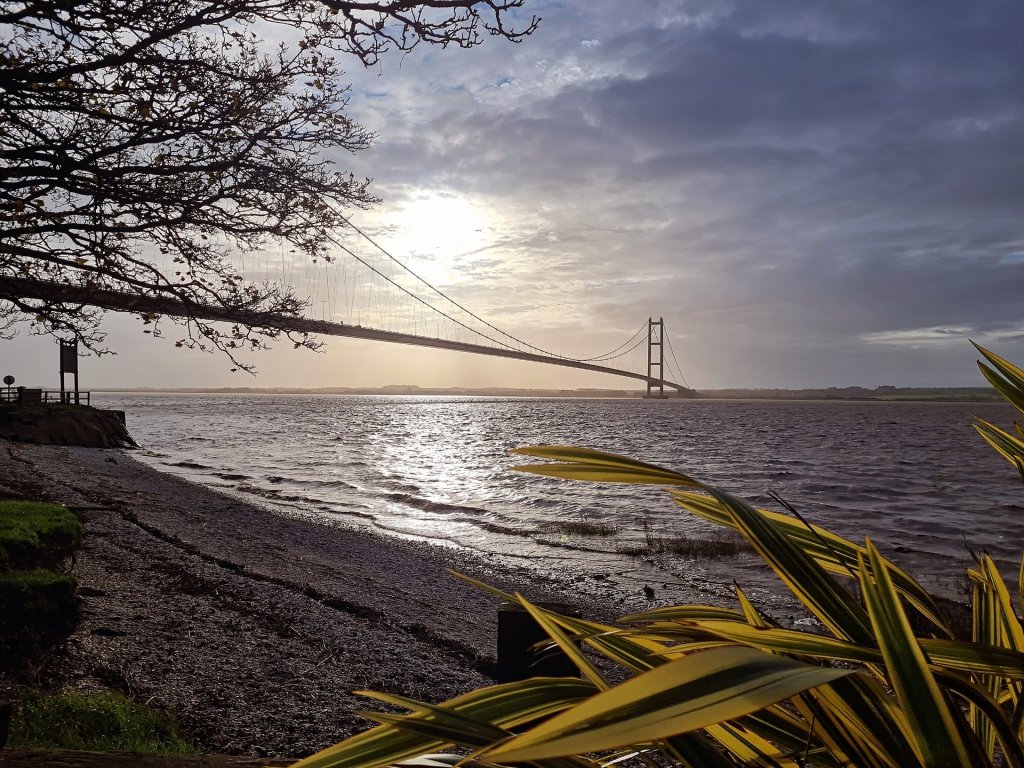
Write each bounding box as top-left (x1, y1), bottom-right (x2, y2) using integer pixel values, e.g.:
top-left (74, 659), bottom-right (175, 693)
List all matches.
top-left (0, 441), bottom-right (595, 758)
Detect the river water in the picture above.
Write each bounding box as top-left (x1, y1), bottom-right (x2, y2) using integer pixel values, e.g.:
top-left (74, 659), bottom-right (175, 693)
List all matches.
top-left (93, 394), bottom-right (1024, 612)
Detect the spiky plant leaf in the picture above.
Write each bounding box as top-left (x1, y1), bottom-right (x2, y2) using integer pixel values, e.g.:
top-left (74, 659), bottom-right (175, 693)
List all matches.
top-left (809, 675), bottom-right (920, 767)
top-left (736, 708), bottom-right (827, 767)
top-left (445, 569), bottom-right (516, 603)
top-left (702, 721), bottom-right (792, 765)
top-left (655, 619), bottom-right (1024, 679)
top-left (511, 446), bottom-right (699, 487)
top-left (974, 418), bottom-right (1024, 469)
top-left (974, 343), bottom-right (1024, 416)
top-left (291, 678), bottom-right (597, 768)
top-left (934, 670), bottom-right (1024, 768)
top-left (619, 605), bottom-right (748, 625)
top-left (484, 645), bottom-right (851, 763)
top-left (514, 594), bottom-right (610, 690)
top-left (859, 542), bottom-right (973, 767)
top-left (704, 488), bottom-right (876, 646)
top-left (734, 585), bottom-right (773, 628)
top-left (669, 490), bottom-right (950, 635)
top-left (662, 732), bottom-right (740, 768)
top-left (541, 612), bottom-right (671, 674)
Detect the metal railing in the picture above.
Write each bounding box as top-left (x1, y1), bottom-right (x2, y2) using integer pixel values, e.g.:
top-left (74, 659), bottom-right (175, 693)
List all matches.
top-left (0, 388), bottom-right (91, 406)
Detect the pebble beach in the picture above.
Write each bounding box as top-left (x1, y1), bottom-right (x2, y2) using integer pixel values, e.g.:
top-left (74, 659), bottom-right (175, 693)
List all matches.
top-left (0, 440), bottom-right (594, 758)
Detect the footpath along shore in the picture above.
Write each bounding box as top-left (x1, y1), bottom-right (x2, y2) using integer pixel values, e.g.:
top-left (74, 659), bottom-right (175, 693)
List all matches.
top-left (0, 440), bottom-right (597, 758)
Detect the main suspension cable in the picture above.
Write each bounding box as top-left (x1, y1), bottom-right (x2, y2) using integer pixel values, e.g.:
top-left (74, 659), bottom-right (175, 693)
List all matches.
top-left (338, 216), bottom-right (649, 363)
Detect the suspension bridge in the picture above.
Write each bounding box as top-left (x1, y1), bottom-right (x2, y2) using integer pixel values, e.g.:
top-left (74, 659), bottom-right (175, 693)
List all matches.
top-left (2, 222), bottom-right (693, 396)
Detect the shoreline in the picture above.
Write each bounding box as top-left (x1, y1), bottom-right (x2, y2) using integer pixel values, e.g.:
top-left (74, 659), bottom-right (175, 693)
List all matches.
top-left (80, 387), bottom-right (1003, 403)
top-left (0, 441), bottom-right (598, 757)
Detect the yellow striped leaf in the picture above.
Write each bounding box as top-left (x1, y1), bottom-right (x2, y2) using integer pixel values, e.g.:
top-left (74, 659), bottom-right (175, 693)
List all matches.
top-left (670, 490), bottom-right (950, 635)
top-left (484, 646), bottom-right (852, 763)
top-left (292, 678), bottom-right (597, 768)
top-left (859, 542), bottom-right (973, 767)
top-left (511, 446), bottom-right (699, 487)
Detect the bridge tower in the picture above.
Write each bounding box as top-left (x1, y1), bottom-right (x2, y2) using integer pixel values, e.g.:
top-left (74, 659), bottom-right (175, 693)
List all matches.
top-left (645, 317), bottom-right (666, 399)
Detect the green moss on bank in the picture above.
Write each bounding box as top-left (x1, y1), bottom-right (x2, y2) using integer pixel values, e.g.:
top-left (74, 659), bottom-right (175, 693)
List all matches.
top-left (8, 690), bottom-right (196, 753)
top-left (0, 500), bottom-right (82, 570)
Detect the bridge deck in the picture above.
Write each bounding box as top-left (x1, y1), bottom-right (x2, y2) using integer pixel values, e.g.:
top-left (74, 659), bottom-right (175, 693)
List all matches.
top-left (0, 277), bottom-right (691, 393)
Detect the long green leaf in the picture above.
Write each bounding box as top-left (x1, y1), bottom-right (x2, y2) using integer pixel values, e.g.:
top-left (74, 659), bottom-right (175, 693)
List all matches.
top-left (516, 594), bottom-right (610, 690)
top-left (705, 488), bottom-right (876, 645)
top-left (974, 342), bottom-right (1024, 416)
top-left (619, 605), bottom-right (748, 625)
top-left (446, 569), bottom-right (516, 603)
top-left (355, 710), bottom-right (508, 751)
top-left (859, 542), bottom-right (973, 767)
top-left (663, 732), bottom-right (742, 768)
top-left (545, 613), bottom-right (671, 674)
top-left (484, 645), bottom-right (852, 762)
top-left (736, 708), bottom-right (829, 767)
top-left (970, 552), bottom-right (1019, 733)
top-left (936, 670), bottom-right (1024, 768)
top-left (670, 490), bottom-right (950, 635)
top-left (662, 620), bottom-right (1024, 679)
top-left (703, 721), bottom-right (790, 766)
top-left (809, 675), bottom-right (920, 767)
top-left (511, 446), bottom-right (699, 487)
top-left (292, 678), bottom-right (597, 768)
top-left (974, 418), bottom-right (1024, 468)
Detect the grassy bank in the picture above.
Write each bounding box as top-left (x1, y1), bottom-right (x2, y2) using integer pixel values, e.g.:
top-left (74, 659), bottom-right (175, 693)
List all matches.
top-left (0, 500), bottom-right (82, 570)
top-left (7, 690), bottom-right (195, 753)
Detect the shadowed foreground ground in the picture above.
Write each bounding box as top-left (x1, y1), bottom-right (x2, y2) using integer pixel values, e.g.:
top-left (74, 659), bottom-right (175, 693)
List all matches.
top-left (0, 441), bottom-right (587, 758)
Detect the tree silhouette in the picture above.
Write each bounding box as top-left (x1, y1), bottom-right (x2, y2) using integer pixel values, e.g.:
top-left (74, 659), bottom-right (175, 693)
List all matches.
top-left (0, 0), bottom-right (537, 369)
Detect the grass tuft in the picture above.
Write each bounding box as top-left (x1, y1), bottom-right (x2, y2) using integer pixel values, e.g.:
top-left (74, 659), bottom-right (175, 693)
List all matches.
top-left (0, 500), bottom-right (82, 570)
top-left (545, 515), bottom-right (618, 537)
top-left (618, 519), bottom-right (750, 559)
top-left (8, 690), bottom-right (196, 753)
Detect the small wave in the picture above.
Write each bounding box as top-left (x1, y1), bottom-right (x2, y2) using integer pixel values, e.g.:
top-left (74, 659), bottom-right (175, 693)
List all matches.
top-left (380, 480), bottom-right (421, 494)
top-left (185, 436), bottom-right (215, 442)
top-left (213, 472), bottom-right (250, 481)
top-left (262, 475), bottom-right (355, 490)
top-left (301, 478), bottom-right (357, 490)
top-left (234, 483), bottom-right (316, 505)
top-left (385, 492), bottom-right (488, 517)
top-left (169, 461), bottom-right (212, 470)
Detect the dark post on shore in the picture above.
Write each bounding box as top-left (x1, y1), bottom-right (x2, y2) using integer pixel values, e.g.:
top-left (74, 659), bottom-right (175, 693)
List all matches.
top-left (59, 340), bottom-right (80, 405)
top-left (496, 602), bottom-right (582, 682)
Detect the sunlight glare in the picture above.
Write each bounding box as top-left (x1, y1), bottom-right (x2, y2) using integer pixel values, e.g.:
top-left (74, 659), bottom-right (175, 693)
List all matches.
top-left (386, 194), bottom-right (495, 286)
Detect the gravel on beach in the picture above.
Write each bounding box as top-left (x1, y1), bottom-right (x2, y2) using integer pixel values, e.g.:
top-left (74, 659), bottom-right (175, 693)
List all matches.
top-left (0, 440), bottom-right (593, 758)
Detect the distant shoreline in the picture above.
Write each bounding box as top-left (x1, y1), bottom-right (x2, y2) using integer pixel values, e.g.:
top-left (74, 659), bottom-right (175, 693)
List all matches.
top-left (84, 385), bottom-right (1002, 402)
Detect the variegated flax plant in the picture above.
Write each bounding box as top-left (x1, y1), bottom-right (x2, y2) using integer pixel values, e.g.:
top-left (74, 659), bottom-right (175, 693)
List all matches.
top-left (294, 344), bottom-right (1024, 768)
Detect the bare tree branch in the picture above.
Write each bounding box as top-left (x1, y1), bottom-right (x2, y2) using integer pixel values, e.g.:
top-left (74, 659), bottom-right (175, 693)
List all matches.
top-left (0, 0), bottom-right (538, 371)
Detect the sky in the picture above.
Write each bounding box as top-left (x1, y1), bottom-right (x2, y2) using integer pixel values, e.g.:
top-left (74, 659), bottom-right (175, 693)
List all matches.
top-left (4, 0), bottom-right (1024, 391)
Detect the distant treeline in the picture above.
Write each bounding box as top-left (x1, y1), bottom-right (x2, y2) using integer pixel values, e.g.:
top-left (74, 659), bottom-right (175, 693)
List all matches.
top-left (701, 386), bottom-right (1001, 402)
top-left (89, 385), bottom-right (1001, 401)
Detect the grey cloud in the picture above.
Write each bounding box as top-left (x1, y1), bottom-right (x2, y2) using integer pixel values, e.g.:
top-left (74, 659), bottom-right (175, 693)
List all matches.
top-left (338, 0), bottom-right (1024, 386)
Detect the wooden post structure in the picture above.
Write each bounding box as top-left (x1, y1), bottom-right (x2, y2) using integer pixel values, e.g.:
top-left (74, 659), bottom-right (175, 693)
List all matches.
top-left (645, 317), bottom-right (665, 399)
top-left (59, 340), bottom-right (79, 405)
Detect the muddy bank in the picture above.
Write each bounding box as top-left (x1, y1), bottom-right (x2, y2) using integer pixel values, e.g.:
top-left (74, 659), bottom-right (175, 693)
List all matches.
top-left (0, 441), bottom-right (594, 758)
top-left (0, 406), bottom-right (135, 449)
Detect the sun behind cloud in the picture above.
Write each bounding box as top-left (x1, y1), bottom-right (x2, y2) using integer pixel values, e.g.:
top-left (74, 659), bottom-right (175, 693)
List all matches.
top-left (384, 193), bottom-right (496, 287)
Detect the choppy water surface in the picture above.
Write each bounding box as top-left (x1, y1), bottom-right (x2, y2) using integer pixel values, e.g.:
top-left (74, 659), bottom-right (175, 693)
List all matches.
top-left (93, 394), bottom-right (1024, 608)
